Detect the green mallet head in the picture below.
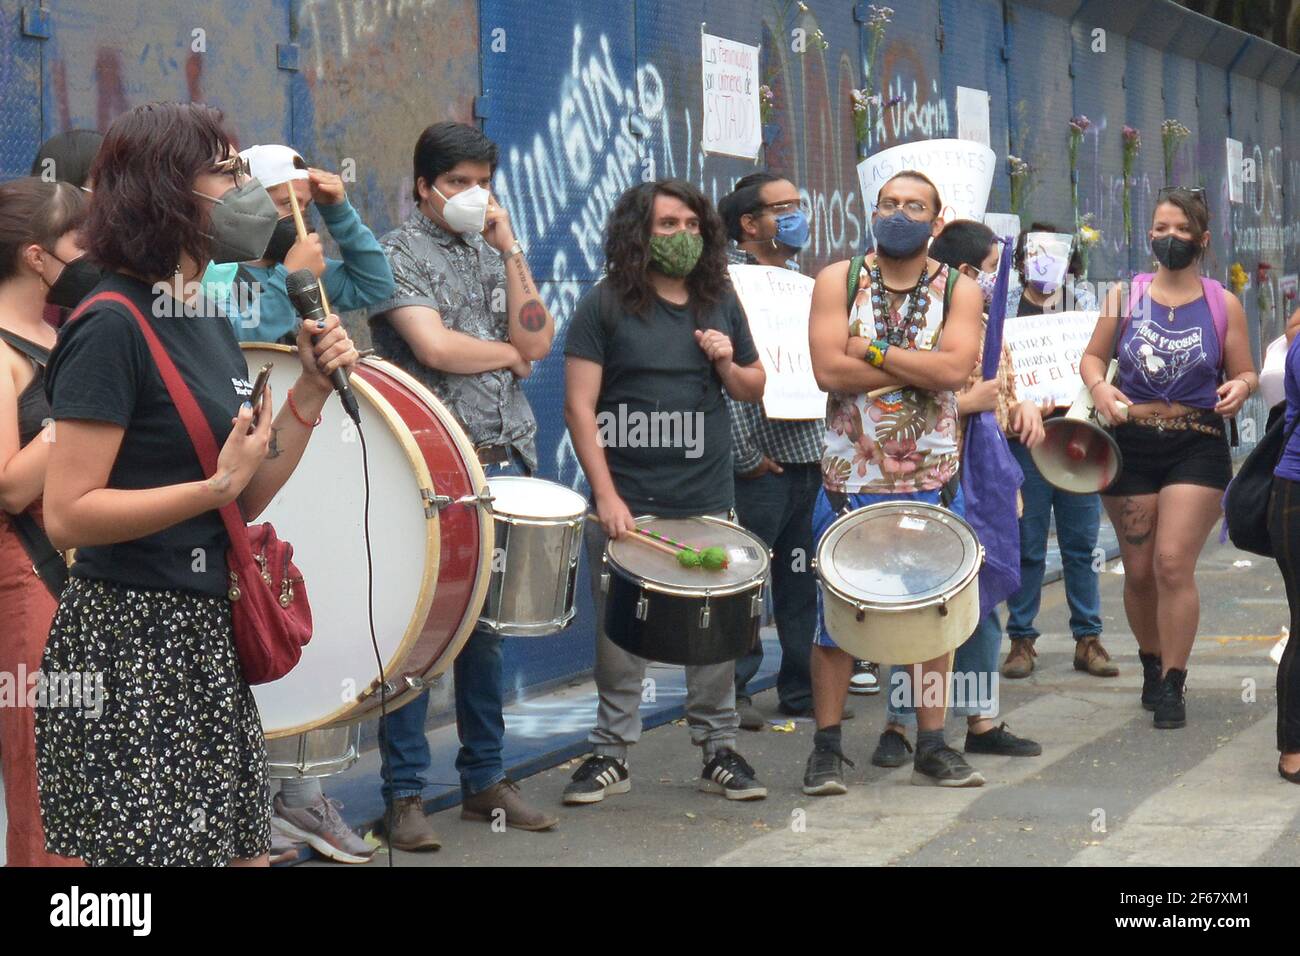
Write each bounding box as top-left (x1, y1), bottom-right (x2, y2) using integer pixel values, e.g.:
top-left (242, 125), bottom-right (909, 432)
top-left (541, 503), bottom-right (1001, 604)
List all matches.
top-left (676, 548), bottom-right (702, 568)
top-left (700, 546), bottom-right (729, 571)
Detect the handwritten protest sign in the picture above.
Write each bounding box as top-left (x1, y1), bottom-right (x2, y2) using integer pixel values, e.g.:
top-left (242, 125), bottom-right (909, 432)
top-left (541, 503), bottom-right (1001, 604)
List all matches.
top-left (1003, 310), bottom-right (1100, 407)
top-left (701, 32), bottom-right (761, 159)
top-left (856, 138), bottom-right (995, 232)
top-left (728, 264), bottom-right (823, 419)
top-left (1023, 232), bottom-right (1075, 293)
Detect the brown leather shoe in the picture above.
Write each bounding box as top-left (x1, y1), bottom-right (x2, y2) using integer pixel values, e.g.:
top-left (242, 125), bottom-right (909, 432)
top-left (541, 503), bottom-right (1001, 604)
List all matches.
top-left (461, 779), bottom-right (558, 831)
top-left (1074, 635), bottom-right (1120, 677)
top-left (383, 796), bottom-right (441, 852)
top-left (1001, 637), bottom-right (1037, 679)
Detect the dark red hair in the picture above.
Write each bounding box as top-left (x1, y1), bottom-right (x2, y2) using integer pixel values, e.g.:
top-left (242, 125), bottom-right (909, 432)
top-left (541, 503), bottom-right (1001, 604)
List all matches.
top-left (83, 102), bottom-right (235, 279)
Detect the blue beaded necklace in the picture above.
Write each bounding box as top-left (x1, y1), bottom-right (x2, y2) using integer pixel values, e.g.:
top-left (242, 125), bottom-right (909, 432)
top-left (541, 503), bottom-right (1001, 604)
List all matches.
top-left (869, 260), bottom-right (930, 348)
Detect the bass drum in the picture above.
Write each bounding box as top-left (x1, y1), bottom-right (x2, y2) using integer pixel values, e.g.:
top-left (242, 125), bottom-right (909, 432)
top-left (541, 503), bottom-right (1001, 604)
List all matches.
top-left (244, 345), bottom-right (493, 739)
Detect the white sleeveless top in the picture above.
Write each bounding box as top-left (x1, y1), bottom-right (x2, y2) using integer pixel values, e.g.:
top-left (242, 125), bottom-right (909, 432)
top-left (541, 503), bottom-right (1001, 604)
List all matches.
top-left (821, 262), bottom-right (961, 494)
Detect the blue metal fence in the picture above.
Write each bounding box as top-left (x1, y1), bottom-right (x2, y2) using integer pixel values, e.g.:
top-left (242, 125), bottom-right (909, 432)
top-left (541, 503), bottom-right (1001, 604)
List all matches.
top-left (3, 0), bottom-right (1298, 700)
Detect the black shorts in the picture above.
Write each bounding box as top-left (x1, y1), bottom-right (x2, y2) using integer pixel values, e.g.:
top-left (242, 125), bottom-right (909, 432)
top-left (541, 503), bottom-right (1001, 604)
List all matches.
top-left (1106, 419), bottom-right (1233, 496)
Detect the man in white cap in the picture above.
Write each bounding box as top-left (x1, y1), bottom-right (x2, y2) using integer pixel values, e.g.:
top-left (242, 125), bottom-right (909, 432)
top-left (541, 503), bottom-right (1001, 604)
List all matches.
top-left (206, 145), bottom-right (394, 864)
top-left (208, 143), bottom-right (394, 344)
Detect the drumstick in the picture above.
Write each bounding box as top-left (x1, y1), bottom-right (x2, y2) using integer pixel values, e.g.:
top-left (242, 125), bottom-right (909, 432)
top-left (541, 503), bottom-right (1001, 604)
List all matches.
top-left (626, 531), bottom-right (684, 560)
top-left (639, 528), bottom-right (729, 570)
top-left (286, 185), bottom-right (331, 316)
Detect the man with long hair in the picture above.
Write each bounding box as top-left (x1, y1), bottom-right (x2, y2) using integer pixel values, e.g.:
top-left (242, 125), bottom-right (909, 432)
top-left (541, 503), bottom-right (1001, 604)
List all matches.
top-left (562, 179), bottom-right (769, 803)
top-left (804, 170), bottom-right (985, 794)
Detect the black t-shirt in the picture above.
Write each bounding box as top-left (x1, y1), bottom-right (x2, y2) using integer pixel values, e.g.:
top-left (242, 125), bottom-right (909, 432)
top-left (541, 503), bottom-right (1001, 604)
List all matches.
top-left (563, 281), bottom-right (760, 517)
top-left (45, 273), bottom-right (253, 596)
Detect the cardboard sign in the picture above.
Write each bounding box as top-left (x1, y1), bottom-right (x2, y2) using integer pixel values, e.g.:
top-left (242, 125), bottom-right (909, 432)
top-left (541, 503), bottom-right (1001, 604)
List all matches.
top-left (1003, 310), bottom-right (1100, 407)
top-left (1023, 232), bottom-right (1074, 293)
top-left (956, 86), bottom-right (990, 148)
top-left (1226, 138), bottom-right (1244, 204)
top-left (728, 264), bottom-right (823, 419)
top-left (701, 32), bottom-right (761, 159)
top-left (856, 138), bottom-right (996, 231)
top-left (984, 212), bottom-right (1021, 241)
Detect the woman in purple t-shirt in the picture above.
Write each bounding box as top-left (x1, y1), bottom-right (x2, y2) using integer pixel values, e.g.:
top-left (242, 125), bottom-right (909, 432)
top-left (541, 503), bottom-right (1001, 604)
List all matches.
top-left (1082, 189), bottom-right (1257, 732)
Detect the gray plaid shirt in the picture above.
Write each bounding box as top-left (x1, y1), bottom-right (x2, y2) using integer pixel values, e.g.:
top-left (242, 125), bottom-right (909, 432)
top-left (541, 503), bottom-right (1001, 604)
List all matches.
top-left (369, 210), bottom-right (538, 471)
top-left (726, 246), bottom-right (824, 472)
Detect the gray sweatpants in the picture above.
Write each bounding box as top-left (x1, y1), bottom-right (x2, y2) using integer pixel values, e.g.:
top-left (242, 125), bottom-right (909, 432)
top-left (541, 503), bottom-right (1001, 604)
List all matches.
top-left (584, 513), bottom-right (739, 762)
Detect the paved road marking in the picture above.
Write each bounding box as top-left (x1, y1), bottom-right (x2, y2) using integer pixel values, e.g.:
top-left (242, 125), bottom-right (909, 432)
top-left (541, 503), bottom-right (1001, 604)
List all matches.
top-left (1067, 715), bottom-right (1299, 867)
top-left (713, 690), bottom-right (1138, 867)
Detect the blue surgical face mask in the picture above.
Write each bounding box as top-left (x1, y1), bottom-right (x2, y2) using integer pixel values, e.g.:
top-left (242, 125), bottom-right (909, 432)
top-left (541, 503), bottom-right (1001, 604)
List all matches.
top-left (873, 210), bottom-right (933, 259)
top-left (772, 209), bottom-right (810, 250)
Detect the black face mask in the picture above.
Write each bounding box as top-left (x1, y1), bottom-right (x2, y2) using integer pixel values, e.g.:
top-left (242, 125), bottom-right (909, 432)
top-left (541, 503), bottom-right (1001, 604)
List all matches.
top-left (263, 215), bottom-right (306, 263)
top-left (1151, 235), bottom-right (1200, 271)
top-left (45, 254), bottom-right (104, 310)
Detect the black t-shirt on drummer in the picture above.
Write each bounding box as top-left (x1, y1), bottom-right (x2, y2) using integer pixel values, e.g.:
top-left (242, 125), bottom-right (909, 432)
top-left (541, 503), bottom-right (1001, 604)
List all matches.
top-left (564, 280), bottom-right (759, 517)
top-left (45, 272), bottom-right (252, 597)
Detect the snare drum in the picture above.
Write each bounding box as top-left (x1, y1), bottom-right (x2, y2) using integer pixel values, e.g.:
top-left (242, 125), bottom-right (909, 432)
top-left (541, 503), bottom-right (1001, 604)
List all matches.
top-left (816, 501), bottom-right (982, 665)
top-left (244, 345), bottom-right (493, 740)
top-left (479, 476), bottom-right (586, 636)
top-left (266, 724), bottom-right (362, 779)
top-left (601, 516), bottom-right (769, 666)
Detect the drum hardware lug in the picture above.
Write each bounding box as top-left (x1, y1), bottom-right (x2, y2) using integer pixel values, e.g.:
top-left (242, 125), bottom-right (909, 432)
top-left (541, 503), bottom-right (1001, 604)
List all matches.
top-left (749, 592), bottom-right (764, 617)
top-left (378, 674), bottom-right (426, 698)
top-left (423, 487), bottom-right (495, 517)
top-left (938, 596), bottom-right (949, 617)
top-left (698, 599), bottom-right (711, 629)
top-left (600, 571), bottom-right (610, 594)
top-left (855, 603), bottom-right (867, 623)
top-left (635, 594), bottom-right (649, 621)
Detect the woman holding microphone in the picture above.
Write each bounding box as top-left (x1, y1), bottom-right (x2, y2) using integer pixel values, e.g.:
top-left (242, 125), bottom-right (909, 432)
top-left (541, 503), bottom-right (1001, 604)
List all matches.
top-left (35, 102), bottom-right (359, 867)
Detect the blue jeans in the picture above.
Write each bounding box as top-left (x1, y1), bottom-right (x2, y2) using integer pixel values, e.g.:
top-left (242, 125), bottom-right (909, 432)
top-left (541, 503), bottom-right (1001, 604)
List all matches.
top-left (733, 462), bottom-right (821, 712)
top-left (1005, 441), bottom-right (1103, 642)
top-left (377, 454), bottom-right (524, 802)
top-left (886, 609), bottom-right (1003, 724)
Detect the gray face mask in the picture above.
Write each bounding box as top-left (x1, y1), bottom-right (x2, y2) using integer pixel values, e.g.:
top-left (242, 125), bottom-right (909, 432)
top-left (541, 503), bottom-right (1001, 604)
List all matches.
top-left (194, 177), bottom-right (279, 264)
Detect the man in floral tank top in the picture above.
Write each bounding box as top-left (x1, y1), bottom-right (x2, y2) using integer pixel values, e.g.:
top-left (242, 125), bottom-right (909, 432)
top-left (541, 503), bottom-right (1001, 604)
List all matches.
top-left (802, 171), bottom-right (985, 794)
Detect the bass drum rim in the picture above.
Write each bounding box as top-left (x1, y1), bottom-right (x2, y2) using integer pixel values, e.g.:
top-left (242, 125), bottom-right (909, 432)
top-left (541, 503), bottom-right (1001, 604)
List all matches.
top-left (243, 344), bottom-right (441, 739)
top-left (348, 355), bottom-right (493, 712)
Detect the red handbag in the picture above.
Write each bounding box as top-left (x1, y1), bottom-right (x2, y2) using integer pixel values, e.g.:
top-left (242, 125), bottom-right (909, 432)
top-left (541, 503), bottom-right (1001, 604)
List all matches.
top-left (68, 292), bottom-right (312, 684)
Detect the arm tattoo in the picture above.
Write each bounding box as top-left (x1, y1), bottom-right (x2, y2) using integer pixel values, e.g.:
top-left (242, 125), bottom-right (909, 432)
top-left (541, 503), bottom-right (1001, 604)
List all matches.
top-left (267, 426), bottom-right (284, 460)
top-left (519, 299), bottom-right (547, 332)
top-left (206, 471), bottom-right (232, 495)
top-left (511, 253), bottom-right (536, 297)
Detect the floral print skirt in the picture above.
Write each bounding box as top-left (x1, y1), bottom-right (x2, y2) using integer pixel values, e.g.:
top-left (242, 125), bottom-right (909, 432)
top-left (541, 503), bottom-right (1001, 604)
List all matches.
top-left (35, 578), bottom-right (271, 866)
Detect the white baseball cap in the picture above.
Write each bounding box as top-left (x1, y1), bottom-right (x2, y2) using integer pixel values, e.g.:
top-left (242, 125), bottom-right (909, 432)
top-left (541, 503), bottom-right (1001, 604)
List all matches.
top-left (239, 144), bottom-right (309, 188)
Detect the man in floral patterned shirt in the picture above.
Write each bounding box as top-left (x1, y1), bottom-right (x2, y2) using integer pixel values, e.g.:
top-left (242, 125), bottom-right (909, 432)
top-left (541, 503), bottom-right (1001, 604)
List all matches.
top-left (803, 171), bottom-right (984, 795)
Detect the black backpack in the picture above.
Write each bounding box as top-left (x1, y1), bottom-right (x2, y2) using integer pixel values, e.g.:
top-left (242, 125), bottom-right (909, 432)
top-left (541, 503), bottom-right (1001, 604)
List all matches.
top-left (1223, 410), bottom-right (1300, 556)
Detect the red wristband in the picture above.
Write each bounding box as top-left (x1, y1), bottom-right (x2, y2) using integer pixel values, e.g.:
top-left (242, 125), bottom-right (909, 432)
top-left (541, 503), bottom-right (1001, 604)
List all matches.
top-left (287, 387), bottom-right (322, 427)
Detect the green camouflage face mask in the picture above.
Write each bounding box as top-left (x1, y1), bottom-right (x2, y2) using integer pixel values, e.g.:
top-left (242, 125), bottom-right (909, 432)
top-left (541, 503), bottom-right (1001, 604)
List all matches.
top-left (648, 230), bottom-right (704, 277)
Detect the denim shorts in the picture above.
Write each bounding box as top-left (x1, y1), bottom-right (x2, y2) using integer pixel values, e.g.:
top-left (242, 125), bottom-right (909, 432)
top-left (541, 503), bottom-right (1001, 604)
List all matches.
top-left (812, 484), bottom-right (966, 650)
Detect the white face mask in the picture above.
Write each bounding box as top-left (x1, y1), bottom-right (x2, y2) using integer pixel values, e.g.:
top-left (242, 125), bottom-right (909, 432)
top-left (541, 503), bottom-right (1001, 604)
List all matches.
top-left (432, 183), bottom-right (490, 235)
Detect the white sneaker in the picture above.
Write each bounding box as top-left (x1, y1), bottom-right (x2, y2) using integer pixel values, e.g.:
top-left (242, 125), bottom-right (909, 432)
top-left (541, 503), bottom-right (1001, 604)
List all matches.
top-left (849, 660), bottom-right (880, 696)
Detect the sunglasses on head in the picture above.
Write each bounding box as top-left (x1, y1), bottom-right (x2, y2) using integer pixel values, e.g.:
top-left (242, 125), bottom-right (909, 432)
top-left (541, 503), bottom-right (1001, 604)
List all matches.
top-left (1157, 185), bottom-right (1207, 206)
top-left (210, 154), bottom-right (252, 181)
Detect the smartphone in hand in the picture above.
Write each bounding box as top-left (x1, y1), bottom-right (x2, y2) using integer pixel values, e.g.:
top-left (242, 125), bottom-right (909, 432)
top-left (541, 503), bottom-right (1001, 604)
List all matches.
top-left (248, 363), bottom-right (273, 432)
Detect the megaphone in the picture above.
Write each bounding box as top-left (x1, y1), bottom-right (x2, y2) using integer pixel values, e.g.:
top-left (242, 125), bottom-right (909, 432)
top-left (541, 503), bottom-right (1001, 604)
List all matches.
top-left (1030, 360), bottom-right (1127, 494)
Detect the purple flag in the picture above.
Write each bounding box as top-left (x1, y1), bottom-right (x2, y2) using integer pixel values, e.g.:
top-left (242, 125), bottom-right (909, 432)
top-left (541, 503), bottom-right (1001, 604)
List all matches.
top-left (959, 236), bottom-right (1024, 619)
